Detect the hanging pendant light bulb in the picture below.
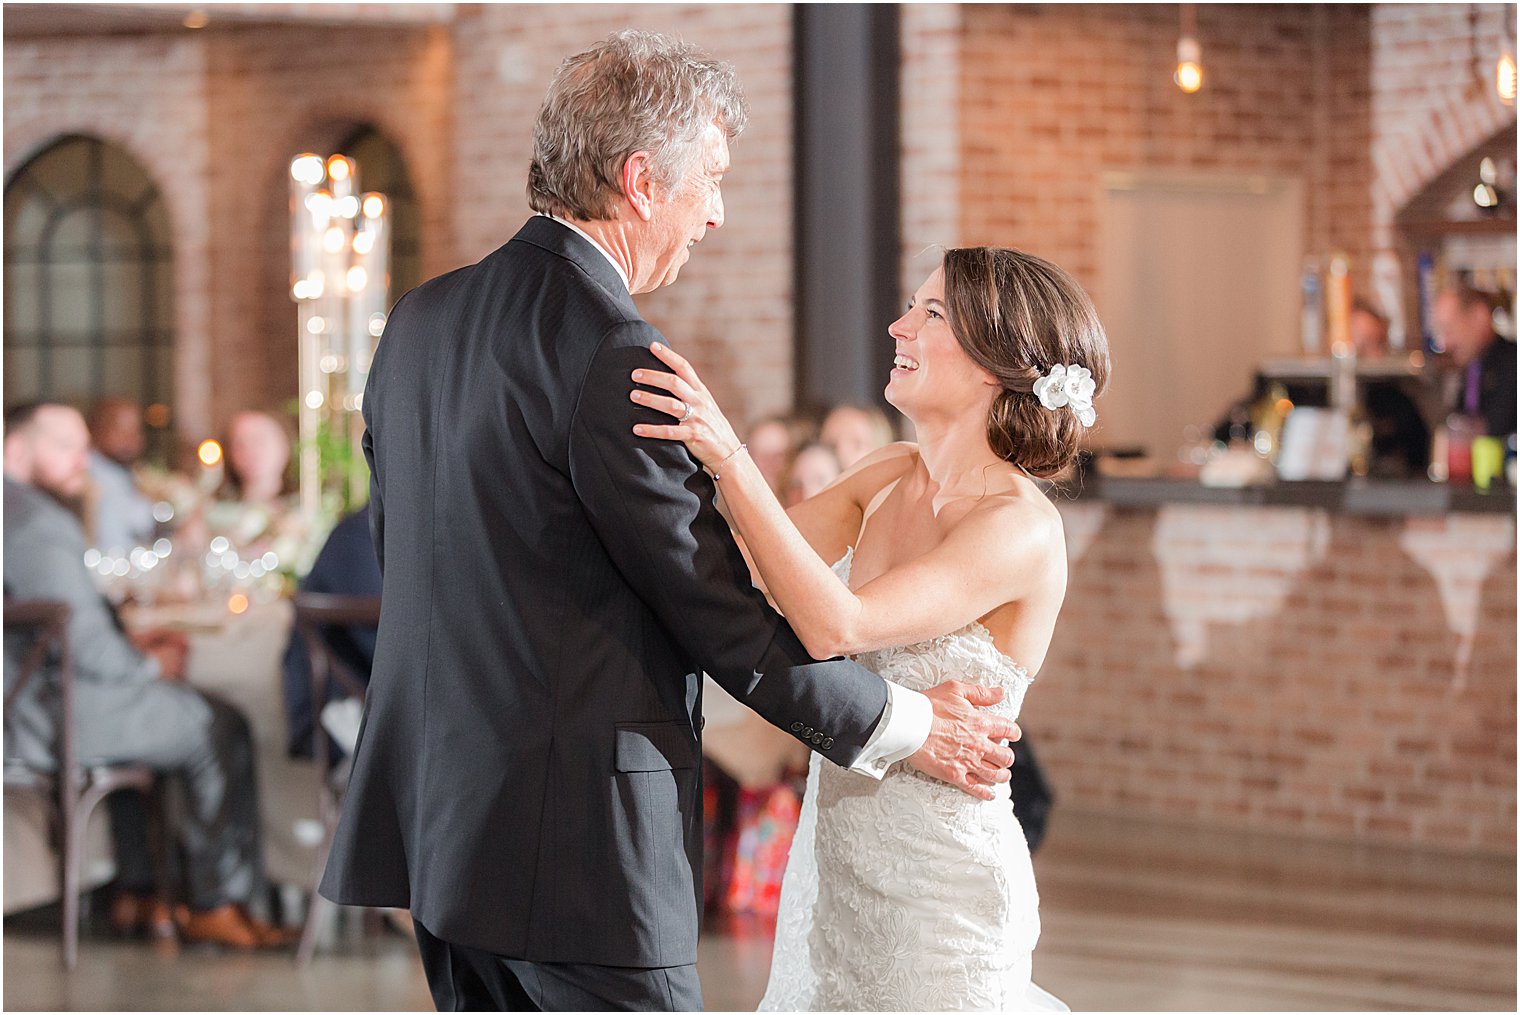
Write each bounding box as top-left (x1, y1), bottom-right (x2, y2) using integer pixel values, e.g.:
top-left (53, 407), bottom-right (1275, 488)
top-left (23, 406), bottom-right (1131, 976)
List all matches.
top-left (1175, 4), bottom-right (1203, 94)
top-left (1499, 5), bottom-right (1516, 105)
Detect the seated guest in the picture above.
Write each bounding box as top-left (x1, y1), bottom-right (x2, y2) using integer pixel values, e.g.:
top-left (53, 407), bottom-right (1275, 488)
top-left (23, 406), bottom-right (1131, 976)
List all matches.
top-left (746, 414), bottom-right (818, 496)
top-left (1432, 283), bottom-right (1518, 438)
top-left (281, 504), bottom-right (381, 759)
top-left (189, 410), bottom-right (322, 579)
top-left (3, 403), bottom-right (288, 949)
top-left (781, 441), bottom-right (841, 507)
top-left (746, 417), bottom-right (796, 496)
top-left (86, 397), bottom-right (157, 553)
top-left (820, 402), bottom-right (895, 469)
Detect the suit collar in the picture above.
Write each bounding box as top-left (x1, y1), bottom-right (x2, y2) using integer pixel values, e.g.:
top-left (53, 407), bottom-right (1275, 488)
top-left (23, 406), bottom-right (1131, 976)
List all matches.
top-left (510, 216), bottom-right (637, 312)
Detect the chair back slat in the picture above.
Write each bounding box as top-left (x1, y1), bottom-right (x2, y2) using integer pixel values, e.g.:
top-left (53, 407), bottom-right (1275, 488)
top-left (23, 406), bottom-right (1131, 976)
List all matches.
top-left (292, 593), bottom-right (380, 772)
top-left (3, 600), bottom-right (76, 784)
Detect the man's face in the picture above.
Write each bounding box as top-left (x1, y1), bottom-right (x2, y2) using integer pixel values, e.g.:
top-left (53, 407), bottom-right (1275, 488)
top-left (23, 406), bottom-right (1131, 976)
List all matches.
top-left (1349, 309), bottom-right (1388, 359)
top-left (28, 406), bottom-right (92, 499)
top-left (93, 401), bottom-right (145, 465)
top-left (638, 121), bottom-right (728, 293)
top-left (1432, 293), bottom-right (1492, 366)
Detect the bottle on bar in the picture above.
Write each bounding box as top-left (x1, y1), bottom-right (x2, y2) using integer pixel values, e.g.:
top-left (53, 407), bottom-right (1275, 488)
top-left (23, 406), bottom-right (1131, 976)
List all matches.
top-left (1326, 253), bottom-right (1369, 477)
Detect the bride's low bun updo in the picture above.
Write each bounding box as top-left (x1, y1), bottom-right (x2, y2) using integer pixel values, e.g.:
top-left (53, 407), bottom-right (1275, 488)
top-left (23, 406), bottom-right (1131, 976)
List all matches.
top-left (941, 247), bottom-right (1111, 478)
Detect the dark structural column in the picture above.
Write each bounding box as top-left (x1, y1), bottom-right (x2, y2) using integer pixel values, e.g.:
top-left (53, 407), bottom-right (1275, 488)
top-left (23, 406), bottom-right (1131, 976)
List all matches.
top-left (793, 4), bottom-right (901, 412)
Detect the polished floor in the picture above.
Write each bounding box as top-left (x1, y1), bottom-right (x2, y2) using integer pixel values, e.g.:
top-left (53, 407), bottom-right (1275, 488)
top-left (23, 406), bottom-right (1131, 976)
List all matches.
top-left (5, 810), bottom-right (1514, 1011)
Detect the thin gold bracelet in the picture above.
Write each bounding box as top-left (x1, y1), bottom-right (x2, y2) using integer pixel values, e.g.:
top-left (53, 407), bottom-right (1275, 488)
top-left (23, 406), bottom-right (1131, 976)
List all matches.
top-left (711, 443), bottom-right (748, 481)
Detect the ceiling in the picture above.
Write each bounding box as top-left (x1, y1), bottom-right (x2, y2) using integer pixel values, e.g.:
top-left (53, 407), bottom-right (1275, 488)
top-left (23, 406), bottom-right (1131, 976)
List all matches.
top-left (2, 3), bottom-right (455, 38)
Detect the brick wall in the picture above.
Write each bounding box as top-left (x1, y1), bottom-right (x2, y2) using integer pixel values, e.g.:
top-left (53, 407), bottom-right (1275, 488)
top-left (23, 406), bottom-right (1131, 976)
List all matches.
top-left (3, 33), bottom-right (217, 450)
top-left (898, 3), bottom-right (963, 304)
top-left (1036, 503), bottom-right (1516, 854)
top-left (948, 3), bottom-right (1375, 304)
top-left (205, 22), bottom-right (455, 425)
top-left (1369, 4), bottom-right (1516, 332)
top-left (1370, 3), bottom-right (1515, 253)
top-left (449, 4), bottom-right (795, 431)
top-left (2, 23), bottom-right (455, 453)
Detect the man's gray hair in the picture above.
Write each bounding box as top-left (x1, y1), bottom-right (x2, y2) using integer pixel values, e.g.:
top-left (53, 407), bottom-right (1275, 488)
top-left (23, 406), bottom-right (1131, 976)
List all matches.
top-left (527, 29), bottom-right (748, 221)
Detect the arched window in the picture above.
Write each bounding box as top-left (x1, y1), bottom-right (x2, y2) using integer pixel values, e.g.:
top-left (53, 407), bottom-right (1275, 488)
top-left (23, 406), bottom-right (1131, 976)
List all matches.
top-left (4, 135), bottom-right (175, 461)
top-left (339, 126), bottom-right (422, 297)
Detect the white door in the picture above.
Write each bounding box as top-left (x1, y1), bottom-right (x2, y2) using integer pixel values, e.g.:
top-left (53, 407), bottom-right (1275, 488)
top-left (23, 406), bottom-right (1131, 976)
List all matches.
top-left (1096, 172), bottom-right (1305, 460)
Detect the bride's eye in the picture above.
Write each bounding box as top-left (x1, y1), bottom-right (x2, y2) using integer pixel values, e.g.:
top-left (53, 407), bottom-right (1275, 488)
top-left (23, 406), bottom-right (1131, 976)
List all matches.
top-left (925, 308), bottom-right (943, 320)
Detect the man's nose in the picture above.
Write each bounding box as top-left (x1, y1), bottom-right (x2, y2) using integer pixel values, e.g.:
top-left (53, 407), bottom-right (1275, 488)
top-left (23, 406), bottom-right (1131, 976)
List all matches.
top-left (708, 190), bottom-right (724, 231)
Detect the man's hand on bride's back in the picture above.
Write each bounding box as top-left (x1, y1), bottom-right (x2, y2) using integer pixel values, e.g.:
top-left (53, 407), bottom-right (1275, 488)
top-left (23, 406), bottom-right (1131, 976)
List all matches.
top-left (910, 681), bottom-right (1021, 801)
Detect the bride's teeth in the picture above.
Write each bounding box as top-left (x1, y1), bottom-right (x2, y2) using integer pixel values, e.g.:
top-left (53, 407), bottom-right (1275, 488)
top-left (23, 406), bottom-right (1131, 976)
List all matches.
top-left (894, 355), bottom-right (918, 370)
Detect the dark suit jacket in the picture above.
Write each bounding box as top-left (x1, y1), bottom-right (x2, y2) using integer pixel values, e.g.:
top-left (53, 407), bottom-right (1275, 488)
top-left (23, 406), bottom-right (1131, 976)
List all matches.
top-left (319, 217), bottom-right (891, 968)
top-left (1459, 336), bottom-right (1518, 438)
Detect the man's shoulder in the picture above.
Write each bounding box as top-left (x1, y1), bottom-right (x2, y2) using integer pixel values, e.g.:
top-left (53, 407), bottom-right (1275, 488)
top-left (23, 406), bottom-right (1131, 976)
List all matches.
top-left (3, 479), bottom-right (80, 542)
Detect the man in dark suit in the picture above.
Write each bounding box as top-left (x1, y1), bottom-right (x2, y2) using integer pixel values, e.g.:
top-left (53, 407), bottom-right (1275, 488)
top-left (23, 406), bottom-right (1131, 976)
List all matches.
top-left (319, 30), bottom-right (1017, 1011)
top-left (1433, 284), bottom-right (1518, 438)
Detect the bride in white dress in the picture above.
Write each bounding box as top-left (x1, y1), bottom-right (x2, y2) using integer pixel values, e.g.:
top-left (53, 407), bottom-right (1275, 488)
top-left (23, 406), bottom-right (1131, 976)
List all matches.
top-left (632, 246), bottom-right (1109, 1011)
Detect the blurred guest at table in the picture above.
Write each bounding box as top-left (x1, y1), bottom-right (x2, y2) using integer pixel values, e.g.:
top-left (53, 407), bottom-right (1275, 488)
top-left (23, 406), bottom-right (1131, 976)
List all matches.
top-left (747, 417), bottom-right (795, 495)
top-left (746, 414), bottom-right (817, 496)
top-left (281, 503), bottom-right (380, 760)
top-left (86, 397), bottom-right (157, 554)
top-left (780, 441), bottom-right (841, 507)
top-left (190, 410), bottom-right (322, 580)
top-left (1433, 283), bottom-right (1518, 438)
top-left (820, 402), bottom-right (895, 469)
top-left (3, 402), bottom-right (288, 950)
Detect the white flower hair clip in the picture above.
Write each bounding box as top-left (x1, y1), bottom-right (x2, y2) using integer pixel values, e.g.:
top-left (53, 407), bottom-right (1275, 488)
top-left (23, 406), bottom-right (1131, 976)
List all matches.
top-left (1031, 364), bottom-right (1097, 427)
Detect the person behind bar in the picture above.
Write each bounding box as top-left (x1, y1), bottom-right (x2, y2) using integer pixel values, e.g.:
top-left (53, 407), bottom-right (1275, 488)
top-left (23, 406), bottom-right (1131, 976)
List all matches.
top-left (1432, 283), bottom-right (1518, 438)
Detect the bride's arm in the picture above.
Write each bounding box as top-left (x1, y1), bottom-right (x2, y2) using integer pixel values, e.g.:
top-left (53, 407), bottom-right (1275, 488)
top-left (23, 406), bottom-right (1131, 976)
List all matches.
top-left (722, 440), bottom-right (914, 597)
top-left (632, 344), bottom-right (1054, 658)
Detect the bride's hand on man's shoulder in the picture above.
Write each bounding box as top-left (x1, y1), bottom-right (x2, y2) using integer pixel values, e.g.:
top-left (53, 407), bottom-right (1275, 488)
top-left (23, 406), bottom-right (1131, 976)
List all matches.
top-left (630, 342), bottom-right (743, 472)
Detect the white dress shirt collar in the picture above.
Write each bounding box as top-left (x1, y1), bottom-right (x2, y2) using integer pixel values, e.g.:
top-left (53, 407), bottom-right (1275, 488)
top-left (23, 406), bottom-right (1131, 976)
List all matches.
top-left (538, 212), bottom-right (630, 292)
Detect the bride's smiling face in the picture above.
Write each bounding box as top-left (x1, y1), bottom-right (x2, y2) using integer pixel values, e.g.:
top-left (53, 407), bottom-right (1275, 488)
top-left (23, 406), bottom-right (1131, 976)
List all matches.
top-left (884, 267), bottom-right (999, 422)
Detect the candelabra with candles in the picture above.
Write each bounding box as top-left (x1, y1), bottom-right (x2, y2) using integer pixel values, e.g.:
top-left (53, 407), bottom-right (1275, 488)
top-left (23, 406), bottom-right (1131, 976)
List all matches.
top-left (289, 153), bottom-right (390, 518)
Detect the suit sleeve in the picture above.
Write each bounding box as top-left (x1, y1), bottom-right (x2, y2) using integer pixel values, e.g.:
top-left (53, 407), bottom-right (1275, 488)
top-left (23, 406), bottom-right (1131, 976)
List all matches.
top-left (14, 512), bottom-right (159, 689)
top-left (568, 321), bottom-right (889, 768)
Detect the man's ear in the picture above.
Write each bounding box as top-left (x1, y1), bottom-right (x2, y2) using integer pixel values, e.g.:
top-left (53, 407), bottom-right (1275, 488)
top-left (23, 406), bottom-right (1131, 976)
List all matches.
top-left (621, 151), bottom-right (656, 223)
top-left (3, 434), bottom-right (30, 478)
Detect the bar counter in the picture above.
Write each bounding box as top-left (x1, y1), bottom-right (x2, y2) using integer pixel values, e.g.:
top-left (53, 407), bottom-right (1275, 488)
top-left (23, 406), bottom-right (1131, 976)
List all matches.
top-left (1030, 471), bottom-right (1516, 856)
top-left (1074, 474), bottom-right (1517, 516)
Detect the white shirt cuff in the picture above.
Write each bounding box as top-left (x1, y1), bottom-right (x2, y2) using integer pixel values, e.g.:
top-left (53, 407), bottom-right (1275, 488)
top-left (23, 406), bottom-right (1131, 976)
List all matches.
top-left (846, 682), bottom-right (932, 780)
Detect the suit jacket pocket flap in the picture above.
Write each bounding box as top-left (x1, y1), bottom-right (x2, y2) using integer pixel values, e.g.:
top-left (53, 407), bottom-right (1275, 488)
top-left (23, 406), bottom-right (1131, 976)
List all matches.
top-left (615, 722), bottom-right (696, 773)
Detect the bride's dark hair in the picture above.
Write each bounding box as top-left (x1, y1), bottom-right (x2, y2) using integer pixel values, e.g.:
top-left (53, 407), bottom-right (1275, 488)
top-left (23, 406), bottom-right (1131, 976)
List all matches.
top-left (940, 246), bottom-right (1111, 478)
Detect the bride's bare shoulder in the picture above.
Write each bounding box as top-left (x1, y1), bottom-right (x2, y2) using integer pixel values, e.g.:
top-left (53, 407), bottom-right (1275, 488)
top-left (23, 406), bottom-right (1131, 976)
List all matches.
top-left (960, 476), bottom-right (1065, 558)
top-left (839, 441), bottom-right (919, 503)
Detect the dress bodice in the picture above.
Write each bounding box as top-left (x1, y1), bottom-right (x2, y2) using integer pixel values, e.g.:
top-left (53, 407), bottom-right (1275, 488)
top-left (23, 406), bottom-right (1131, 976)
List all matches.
top-left (832, 547), bottom-right (1034, 729)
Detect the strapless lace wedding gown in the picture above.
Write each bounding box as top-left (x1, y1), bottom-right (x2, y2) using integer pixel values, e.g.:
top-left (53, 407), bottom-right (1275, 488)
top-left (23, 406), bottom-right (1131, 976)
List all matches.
top-left (759, 549), bottom-right (1066, 1012)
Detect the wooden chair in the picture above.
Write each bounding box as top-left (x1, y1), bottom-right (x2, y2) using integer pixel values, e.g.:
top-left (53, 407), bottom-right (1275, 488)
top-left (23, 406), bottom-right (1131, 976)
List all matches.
top-left (290, 592), bottom-right (380, 964)
top-left (3, 599), bottom-right (165, 969)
